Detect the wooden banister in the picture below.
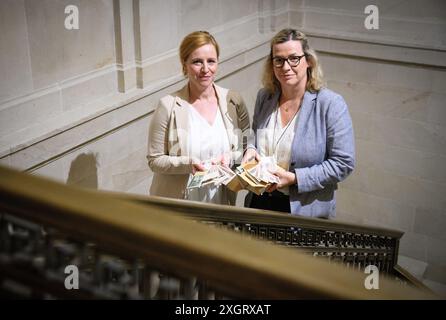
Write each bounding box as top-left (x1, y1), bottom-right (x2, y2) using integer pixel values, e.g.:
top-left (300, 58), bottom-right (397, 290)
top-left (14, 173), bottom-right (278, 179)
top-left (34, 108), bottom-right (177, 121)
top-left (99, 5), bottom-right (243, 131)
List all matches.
top-left (0, 165), bottom-right (435, 299)
top-left (111, 191), bottom-right (437, 292)
top-left (113, 193), bottom-right (403, 276)
top-left (117, 193), bottom-right (404, 238)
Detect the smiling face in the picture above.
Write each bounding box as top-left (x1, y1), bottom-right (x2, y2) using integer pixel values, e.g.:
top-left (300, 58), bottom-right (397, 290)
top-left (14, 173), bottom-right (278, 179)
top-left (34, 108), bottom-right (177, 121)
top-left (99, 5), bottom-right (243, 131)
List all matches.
top-left (272, 40), bottom-right (309, 90)
top-left (185, 44), bottom-right (218, 90)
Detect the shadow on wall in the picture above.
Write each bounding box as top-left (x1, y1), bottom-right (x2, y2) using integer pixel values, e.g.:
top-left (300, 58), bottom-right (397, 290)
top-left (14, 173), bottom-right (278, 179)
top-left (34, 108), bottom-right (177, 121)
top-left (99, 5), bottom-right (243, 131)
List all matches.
top-left (66, 153), bottom-right (99, 189)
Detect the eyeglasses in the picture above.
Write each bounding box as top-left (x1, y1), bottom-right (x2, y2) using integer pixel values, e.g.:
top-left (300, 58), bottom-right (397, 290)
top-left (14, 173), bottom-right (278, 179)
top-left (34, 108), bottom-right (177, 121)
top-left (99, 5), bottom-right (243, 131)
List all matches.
top-left (272, 54), bottom-right (306, 68)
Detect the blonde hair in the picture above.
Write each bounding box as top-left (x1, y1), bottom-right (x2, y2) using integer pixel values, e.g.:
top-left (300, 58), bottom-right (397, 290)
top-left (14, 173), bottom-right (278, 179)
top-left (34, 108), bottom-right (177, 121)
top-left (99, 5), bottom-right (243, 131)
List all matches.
top-left (179, 31), bottom-right (220, 76)
top-left (262, 29), bottom-right (323, 94)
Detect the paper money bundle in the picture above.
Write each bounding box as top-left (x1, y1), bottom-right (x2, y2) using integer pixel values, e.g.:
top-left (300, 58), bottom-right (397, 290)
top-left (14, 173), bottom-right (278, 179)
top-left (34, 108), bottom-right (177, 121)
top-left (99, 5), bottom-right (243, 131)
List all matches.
top-left (228, 157), bottom-right (280, 195)
top-left (187, 157), bottom-right (282, 195)
top-left (187, 164), bottom-right (236, 189)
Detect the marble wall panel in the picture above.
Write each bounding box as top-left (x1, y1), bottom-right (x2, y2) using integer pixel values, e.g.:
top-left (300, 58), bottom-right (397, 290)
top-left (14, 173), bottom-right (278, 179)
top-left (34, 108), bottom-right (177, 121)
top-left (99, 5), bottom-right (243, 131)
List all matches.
top-left (355, 140), bottom-right (446, 185)
top-left (351, 164), bottom-right (446, 212)
top-left (25, 0), bottom-right (116, 89)
top-left (139, 0), bottom-right (179, 59)
top-left (0, 0), bottom-right (33, 102)
top-left (398, 232), bottom-right (428, 262)
top-left (179, 0), bottom-right (222, 37)
top-left (294, 0), bottom-right (446, 49)
top-left (336, 187), bottom-right (415, 231)
top-left (426, 237), bottom-right (446, 265)
top-left (61, 69), bottom-right (117, 112)
top-left (319, 53), bottom-right (379, 85)
top-left (432, 70), bottom-right (446, 94)
top-left (327, 81), bottom-right (445, 127)
top-left (414, 207), bottom-right (446, 241)
top-left (0, 90), bottom-right (62, 142)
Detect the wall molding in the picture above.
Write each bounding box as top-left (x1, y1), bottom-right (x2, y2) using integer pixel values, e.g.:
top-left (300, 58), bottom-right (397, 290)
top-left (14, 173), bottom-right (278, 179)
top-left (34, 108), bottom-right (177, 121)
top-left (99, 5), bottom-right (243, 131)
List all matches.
top-left (0, 35), bottom-right (272, 171)
top-left (288, 6), bottom-right (446, 69)
top-left (290, 6), bottom-right (446, 51)
top-left (303, 30), bottom-right (446, 69)
top-left (0, 1), bottom-right (291, 164)
top-left (0, 5), bottom-right (287, 159)
top-left (4, 2), bottom-right (444, 172)
top-left (0, 64), bottom-right (117, 112)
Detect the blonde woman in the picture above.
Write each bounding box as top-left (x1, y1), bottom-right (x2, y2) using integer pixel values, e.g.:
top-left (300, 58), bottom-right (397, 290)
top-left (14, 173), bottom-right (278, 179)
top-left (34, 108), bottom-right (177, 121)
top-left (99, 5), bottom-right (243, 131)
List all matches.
top-left (243, 29), bottom-right (355, 218)
top-left (148, 31), bottom-right (250, 205)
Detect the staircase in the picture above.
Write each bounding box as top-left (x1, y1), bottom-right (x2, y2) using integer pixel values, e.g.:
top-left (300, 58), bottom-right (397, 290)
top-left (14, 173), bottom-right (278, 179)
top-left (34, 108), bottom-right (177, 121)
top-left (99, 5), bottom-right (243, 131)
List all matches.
top-left (0, 165), bottom-right (435, 299)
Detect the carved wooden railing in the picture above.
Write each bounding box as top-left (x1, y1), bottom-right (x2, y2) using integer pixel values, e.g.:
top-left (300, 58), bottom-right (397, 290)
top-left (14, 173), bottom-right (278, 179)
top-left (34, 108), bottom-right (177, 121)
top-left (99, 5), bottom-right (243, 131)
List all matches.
top-left (0, 165), bottom-right (434, 299)
top-left (115, 193), bottom-right (428, 290)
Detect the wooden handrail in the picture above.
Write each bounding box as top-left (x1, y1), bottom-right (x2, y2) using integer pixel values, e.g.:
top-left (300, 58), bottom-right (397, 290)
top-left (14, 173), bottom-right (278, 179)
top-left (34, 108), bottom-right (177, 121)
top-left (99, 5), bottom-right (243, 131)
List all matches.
top-left (393, 265), bottom-right (433, 292)
top-left (116, 191), bottom-right (435, 292)
top-left (112, 193), bottom-right (404, 277)
top-left (115, 192), bottom-right (404, 238)
top-left (0, 165), bottom-right (435, 299)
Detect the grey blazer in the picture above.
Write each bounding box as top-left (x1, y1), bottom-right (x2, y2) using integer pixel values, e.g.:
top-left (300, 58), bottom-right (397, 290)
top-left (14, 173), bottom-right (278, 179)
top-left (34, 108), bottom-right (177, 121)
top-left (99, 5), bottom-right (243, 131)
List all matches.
top-left (247, 88), bottom-right (355, 218)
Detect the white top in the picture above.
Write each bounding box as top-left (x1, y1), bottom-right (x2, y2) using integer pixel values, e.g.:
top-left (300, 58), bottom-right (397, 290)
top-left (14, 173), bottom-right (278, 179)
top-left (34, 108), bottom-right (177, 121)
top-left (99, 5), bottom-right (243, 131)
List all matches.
top-left (185, 103), bottom-right (232, 204)
top-left (258, 106), bottom-right (299, 195)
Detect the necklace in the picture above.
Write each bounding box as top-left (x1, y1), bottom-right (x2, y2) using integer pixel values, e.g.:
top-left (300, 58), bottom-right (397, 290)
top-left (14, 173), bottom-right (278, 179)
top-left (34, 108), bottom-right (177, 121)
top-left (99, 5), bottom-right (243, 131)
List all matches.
top-left (281, 101), bottom-right (294, 112)
top-left (280, 95), bottom-right (303, 113)
top-left (272, 105), bottom-right (300, 154)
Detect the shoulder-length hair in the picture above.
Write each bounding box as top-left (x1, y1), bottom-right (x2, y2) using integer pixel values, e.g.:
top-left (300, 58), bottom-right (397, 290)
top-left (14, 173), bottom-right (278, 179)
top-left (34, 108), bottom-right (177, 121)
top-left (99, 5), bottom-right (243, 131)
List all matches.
top-left (262, 29), bottom-right (323, 94)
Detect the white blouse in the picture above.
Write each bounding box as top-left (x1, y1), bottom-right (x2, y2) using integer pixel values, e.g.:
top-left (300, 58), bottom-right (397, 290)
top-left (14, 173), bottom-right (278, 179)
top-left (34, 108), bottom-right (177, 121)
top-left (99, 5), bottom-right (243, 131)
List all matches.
top-left (185, 104), bottom-right (232, 204)
top-left (258, 106), bottom-right (300, 195)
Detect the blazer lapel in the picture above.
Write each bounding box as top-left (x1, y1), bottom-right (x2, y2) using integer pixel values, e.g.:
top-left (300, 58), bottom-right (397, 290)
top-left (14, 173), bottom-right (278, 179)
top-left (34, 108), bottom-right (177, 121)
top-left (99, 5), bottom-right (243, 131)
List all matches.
top-left (290, 90), bottom-right (317, 165)
top-left (214, 84), bottom-right (236, 149)
top-left (257, 90), bottom-right (280, 130)
top-left (172, 84), bottom-right (190, 156)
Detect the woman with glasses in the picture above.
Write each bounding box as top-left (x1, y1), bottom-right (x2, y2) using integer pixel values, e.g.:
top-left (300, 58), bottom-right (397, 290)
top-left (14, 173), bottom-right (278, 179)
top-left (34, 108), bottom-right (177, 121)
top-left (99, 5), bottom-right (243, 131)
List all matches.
top-left (242, 29), bottom-right (355, 218)
top-left (147, 31), bottom-right (250, 205)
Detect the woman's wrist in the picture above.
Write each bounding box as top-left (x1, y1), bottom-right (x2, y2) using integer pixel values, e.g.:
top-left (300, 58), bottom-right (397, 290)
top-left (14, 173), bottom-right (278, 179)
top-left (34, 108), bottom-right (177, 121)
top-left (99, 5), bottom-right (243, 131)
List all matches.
top-left (286, 171), bottom-right (297, 186)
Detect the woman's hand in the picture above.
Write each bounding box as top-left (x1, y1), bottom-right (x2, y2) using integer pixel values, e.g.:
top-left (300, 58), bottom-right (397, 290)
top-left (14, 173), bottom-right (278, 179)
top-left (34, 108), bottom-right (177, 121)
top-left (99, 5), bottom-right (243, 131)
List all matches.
top-left (191, 158), bottom-right (206, 174)
top-left (212, 153), bottom-right (231, 168)
top-left (241, 148), bottom-right (260, 165)
top-left (265, 166), bottom-right (297, 193)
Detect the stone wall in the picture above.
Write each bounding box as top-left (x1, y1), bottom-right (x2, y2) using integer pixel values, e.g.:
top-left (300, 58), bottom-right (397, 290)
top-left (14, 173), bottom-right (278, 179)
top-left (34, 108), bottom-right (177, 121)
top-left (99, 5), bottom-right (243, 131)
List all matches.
top-left (289, 0), bottom-right (446, 295)
top-left (0, 0), bottom-right (287, 178)
top-left (0, 0), bottom-right (445, 295)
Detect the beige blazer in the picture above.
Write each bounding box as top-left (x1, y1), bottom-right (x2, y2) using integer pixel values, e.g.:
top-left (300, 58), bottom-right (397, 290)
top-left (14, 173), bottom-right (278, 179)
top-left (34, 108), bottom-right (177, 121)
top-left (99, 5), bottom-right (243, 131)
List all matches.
top-left (147, 83), bottom-right (250, 201)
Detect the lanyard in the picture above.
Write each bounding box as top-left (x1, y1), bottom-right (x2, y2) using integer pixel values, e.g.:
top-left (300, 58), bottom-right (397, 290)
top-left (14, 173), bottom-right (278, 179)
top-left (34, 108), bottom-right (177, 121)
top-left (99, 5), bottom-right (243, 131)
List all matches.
top-left (272, 106), bottom-right (299, 155)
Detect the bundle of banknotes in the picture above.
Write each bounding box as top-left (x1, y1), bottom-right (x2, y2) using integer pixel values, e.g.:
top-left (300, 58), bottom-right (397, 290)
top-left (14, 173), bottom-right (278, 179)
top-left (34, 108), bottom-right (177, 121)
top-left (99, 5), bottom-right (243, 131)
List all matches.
top-left (232, 157), bottom-right (280, 195)
top-left (187, 164), bottom-right (236, 189)
top-left (246, 156), bottom-right (280, 185)
top-left (187, 157), bottom-right (281, 195)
